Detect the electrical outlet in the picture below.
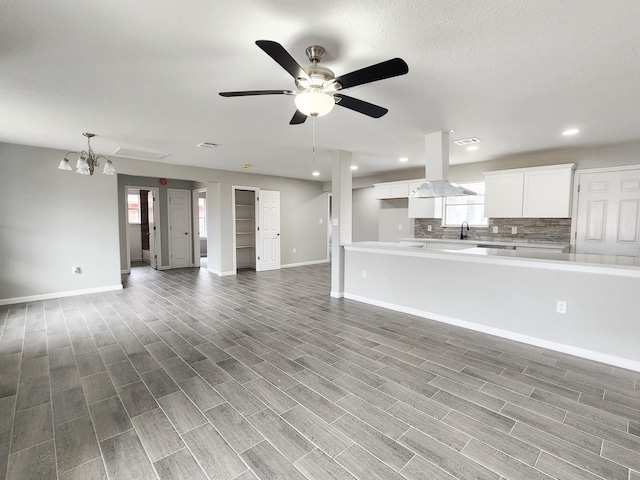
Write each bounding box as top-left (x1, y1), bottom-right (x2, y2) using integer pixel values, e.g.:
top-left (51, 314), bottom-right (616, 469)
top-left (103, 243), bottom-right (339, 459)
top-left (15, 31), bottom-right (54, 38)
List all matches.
top-left (292, 248), bottom-right (296, 254)
top-left (332, 219), bottom-right (338, 226)
top-left (511, 227), bottom-right (518, 235)
top-left (319, 218), bottom-right (323, 224)
top-left (493, 226), bottom-right (499, 234)
top-left (556, 300), bottom-right (567, 314)
top-left (427, 225), bottom-right (432, 232)
top-left (362, 270), bottom-right (367, 279)
top-left (398, 224), bottom-right (403, 231)
top-left (72, 266), bottom-right (81, 274)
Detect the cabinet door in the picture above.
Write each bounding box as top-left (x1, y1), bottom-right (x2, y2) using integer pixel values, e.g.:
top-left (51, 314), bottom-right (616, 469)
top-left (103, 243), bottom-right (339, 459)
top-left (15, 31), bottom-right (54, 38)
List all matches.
top-left (389, 182), bottom-right (409, 198)
top-left (484, 172), bottom-right (524, 218)
top-left (523, 168), bottom-right (573, 218)
top-left (374, 184), bottom-right (392, 199)
top-left (408, 197), bottom-right (442, 218)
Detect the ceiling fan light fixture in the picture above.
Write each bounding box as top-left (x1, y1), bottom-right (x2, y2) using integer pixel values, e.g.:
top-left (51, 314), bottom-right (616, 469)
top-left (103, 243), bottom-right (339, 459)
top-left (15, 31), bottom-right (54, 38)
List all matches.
top-left (294, 89), bottom-right (335, 117)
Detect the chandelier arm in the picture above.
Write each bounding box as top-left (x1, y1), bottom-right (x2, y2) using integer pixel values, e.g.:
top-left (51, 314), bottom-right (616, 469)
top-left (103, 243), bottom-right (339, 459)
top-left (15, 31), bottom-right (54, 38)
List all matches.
top-left (63, 151), bottom-right (81, 161)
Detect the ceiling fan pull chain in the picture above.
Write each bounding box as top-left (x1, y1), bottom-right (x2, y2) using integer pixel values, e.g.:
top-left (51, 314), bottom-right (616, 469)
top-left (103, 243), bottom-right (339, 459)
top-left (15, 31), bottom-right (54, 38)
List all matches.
top-left (312, 115), bottom-right (316, 163)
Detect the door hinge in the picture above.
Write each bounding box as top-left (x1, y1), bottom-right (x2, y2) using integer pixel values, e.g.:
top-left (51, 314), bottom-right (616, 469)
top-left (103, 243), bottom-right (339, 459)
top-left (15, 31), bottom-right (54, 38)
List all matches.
top-left (577, 184), bottom-right (580, 192)
top-left (258, 256), bottom-right (260, 260)
top-left (257, 226), bottom-right (260, 231)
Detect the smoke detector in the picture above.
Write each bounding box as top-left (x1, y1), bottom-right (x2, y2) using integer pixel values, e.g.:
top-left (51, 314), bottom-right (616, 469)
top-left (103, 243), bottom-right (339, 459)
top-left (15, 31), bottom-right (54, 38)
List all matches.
top-left (197, 142), bottom-right (219, 148)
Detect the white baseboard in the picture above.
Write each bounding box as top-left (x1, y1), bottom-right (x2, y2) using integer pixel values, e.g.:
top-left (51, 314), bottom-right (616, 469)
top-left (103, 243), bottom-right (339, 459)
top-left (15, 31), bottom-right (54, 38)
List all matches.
top-left (0, 284), bottom-right (123, 306)
top-left (330, 291), bottom-right (344, 299)
top-left (282, 259), bottom-right (329, 269)
top-left (344, 293), bottom-right (640, 373)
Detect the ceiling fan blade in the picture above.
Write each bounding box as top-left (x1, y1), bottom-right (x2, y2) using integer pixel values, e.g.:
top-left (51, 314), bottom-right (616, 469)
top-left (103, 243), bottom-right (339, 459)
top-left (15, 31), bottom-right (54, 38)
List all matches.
top-left (219, 90), bottom-right (295, 97)
top-left (256, 40), bottom-right (309, 81)
top-left (334, 94), bottom-right (388, 118)
top-left (334, 58), bottom-right (408, 90)
top-left (290, 110), bottom-right (308, 125)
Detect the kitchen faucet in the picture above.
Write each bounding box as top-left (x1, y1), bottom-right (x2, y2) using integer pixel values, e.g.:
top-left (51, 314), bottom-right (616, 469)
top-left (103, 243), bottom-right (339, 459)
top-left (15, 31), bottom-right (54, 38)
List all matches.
top-left (460, 221), bottom-right (470, 240)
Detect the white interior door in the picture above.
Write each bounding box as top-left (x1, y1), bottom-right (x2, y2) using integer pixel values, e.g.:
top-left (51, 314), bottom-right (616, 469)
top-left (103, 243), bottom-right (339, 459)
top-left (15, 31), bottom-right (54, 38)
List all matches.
top-left (576, 168), bottom-right (640, 256)
top-left (257, 190), bottom-right (281, 271)
top-left (168, 189), bottom-right (191, 268)
top-left (148, 190), bottom-right (158, 269)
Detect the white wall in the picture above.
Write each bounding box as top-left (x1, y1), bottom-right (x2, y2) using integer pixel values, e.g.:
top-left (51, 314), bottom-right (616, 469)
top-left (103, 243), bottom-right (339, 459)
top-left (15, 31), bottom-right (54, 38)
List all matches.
top-left (0, 143), bottom-right (122, 302)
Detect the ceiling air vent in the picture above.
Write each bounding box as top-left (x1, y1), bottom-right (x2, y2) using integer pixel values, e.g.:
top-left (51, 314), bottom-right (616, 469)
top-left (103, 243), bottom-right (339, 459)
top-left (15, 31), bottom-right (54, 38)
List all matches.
top-left (197, 142), bottom-right (219, 148)
top-left (453, 137), bottom-right (481, 146)
top-left (113, 147), bottom-right (168, 160)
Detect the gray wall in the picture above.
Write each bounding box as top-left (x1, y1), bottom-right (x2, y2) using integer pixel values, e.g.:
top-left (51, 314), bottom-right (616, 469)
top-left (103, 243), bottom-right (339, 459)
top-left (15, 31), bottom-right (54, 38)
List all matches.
top-left (0, 142), bottom-right (329, 302)
top-left (352, 187), bottom-right (379, 242)
top-left (1, 143), bottom-right (121, 301)
top-left (378, 199), bottom-right (413, 242)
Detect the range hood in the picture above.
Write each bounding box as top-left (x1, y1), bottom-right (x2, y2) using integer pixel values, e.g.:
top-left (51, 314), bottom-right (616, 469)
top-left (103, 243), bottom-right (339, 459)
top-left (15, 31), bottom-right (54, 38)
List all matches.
top-left (409, 131), bottom-right (476, 198)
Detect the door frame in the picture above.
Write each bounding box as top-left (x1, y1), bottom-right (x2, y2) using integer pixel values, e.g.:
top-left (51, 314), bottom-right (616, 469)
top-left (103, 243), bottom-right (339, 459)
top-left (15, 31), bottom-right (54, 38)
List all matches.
top-left (168, 188), bottom-right (193, 268)
top-left (232, 185), bottom-right (259, 273)
top-left (571, 164), bottom-right (640, 252)
top-left (192, 188), bottom-right (207, 268)
top-left (123, 185), bottom-right (161, 274)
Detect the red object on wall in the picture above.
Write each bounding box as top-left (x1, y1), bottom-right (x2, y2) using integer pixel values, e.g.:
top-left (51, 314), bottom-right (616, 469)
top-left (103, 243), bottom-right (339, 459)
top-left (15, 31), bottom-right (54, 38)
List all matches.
top-left (159, 178), bottom-right (167, 185)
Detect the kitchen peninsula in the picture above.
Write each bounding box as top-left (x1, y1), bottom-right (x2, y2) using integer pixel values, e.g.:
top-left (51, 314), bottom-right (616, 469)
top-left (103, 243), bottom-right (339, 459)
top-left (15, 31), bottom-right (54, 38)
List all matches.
top-left (343, 241), bottom-right (640, 371)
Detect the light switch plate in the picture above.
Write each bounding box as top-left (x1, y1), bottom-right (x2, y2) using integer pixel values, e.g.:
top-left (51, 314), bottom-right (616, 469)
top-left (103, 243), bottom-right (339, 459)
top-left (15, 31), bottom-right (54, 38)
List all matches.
top-left (493, 226), bottom-right (499, 234)
top-left (512, 227), bottom-right (518, 235)
top-left (427, 225), bottom-right (432, 232)
top-left (332, 219), bottom-right (338, 226)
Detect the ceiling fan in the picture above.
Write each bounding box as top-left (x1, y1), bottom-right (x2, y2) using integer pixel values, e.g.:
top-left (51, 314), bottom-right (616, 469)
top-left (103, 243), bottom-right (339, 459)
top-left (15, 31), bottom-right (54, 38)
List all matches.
top-left (219, 40), bottom-right (409, 125)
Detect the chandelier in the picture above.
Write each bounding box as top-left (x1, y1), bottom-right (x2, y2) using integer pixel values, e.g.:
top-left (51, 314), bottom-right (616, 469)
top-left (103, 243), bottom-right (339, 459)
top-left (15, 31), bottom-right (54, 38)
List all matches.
top-left (58, 133), bottom-right (116, 176)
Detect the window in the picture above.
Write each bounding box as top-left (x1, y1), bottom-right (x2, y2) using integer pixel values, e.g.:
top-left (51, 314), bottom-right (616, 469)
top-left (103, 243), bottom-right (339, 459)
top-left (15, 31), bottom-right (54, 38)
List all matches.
top-left (127, 192), bottom-right (141, 224)
top-left (198, 197), bottom-right (206, 238)
top-left (443, 182), bottom-right (487, 226)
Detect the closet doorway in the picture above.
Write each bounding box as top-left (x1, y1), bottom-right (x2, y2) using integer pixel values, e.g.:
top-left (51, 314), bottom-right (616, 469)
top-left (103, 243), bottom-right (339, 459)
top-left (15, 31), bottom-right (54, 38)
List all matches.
top-left (233, 186), bottom-right (281, 273)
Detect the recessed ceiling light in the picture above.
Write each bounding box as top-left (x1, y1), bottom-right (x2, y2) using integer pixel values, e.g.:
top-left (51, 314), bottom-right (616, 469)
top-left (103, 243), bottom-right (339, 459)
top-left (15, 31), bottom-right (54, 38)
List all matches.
top-left (351, 165), bottom-right (358, 170)
top-left (398, 157), bottom-right (409, 163)
top-left (312, 171), bottom-right (320, 177)
top-left (466, 146), bottom-right (479, 151)
top-left (562, 128), bottom-right (580, 136)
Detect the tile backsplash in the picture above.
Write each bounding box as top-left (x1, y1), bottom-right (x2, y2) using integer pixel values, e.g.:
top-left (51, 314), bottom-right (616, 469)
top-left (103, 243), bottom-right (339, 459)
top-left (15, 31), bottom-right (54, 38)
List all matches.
top-left (414, 218), bottom-right (572, 244)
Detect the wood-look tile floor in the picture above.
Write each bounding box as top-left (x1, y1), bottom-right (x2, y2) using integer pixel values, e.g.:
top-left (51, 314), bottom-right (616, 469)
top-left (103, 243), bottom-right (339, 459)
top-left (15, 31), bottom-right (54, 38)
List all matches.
top-left (1, 263), bottom-right (639, 480)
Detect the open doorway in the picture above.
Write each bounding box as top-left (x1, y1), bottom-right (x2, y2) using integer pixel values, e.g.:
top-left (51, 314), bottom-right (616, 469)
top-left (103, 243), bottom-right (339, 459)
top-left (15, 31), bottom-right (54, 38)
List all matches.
top-left (125, 186), bottom-right (161, 272)
top-left (194, 188), bottom-right (207, 269)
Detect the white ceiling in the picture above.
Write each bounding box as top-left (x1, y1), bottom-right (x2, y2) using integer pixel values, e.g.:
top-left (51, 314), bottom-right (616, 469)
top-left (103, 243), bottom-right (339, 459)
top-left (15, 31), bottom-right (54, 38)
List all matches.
top-left (2, 0), bottom-right (640, 182)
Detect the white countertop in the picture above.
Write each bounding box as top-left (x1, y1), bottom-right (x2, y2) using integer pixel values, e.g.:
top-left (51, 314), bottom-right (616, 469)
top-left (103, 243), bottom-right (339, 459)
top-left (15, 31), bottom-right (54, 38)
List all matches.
top-left (344, 241), bottom-right (640, 277)
top-left (400, 237), bottom-right (570, 250)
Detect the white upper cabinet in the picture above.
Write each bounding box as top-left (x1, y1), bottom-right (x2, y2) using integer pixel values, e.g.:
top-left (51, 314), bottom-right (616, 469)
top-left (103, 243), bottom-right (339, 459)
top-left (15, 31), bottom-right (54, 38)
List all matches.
top-left (374, 180), bottom-right (411, 199)
top-left (522, 165), bottom-right (575, 217)
top-left (484, 164), bottom-right (576, 218)
top-left (484, 171), bottom-right (525, 218)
